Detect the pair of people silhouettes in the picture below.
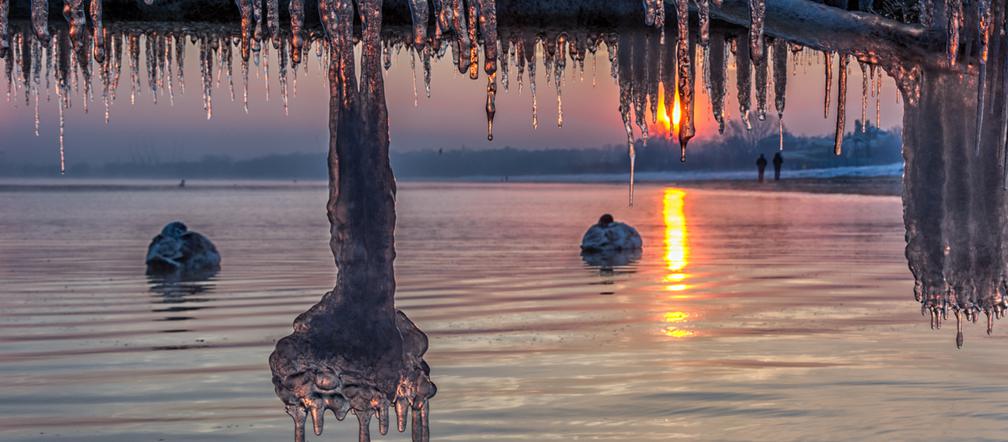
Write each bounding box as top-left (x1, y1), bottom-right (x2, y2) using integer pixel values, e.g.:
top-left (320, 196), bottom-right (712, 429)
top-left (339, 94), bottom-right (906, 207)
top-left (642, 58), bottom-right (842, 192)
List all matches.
top-left (757, 152), bottom-right (783, 182)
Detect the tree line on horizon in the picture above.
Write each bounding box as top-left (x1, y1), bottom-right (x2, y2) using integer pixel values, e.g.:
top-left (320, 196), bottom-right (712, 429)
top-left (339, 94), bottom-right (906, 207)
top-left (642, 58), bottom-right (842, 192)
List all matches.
top-left (1, 120), bottom-right (900, 178)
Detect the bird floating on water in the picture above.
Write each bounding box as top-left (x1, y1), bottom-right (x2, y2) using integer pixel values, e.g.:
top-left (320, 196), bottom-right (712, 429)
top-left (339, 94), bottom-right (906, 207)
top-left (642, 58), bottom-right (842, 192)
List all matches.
top-left (146, 221), bottom-right (221, 276)
top-left (580, 214), bottom-right (643, 253)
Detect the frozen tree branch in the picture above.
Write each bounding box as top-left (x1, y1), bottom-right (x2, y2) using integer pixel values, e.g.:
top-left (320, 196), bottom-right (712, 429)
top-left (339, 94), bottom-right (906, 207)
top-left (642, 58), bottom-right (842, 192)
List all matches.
top-left (704, 0), bottom-right (950, 69)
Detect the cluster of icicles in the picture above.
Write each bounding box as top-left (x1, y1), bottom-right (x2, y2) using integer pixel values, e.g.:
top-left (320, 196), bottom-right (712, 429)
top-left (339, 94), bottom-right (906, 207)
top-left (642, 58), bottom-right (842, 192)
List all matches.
top-left (270, 310), bottom-right (436, 442)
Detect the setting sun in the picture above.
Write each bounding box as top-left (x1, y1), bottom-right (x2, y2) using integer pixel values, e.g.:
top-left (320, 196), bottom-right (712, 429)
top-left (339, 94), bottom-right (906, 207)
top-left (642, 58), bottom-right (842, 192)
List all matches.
top-left (656, 82), bottom-right (682, 138)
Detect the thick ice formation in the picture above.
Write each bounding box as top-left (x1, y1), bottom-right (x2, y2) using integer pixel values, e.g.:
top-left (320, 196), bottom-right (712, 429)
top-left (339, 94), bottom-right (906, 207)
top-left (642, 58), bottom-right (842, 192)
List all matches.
top-left (268, 1), bottom-right (435, 441)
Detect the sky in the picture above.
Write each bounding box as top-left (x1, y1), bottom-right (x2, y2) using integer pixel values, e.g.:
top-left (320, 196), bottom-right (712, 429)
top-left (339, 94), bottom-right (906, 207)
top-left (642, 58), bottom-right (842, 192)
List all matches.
top-left (0, 37), bottom-right (904, 168)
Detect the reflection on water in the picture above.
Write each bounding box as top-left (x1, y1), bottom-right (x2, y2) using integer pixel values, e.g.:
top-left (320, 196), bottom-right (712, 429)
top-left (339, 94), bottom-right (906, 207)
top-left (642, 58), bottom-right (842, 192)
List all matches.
top-left (147, 274), bottom-right (216, 322)
top-left (661, 188), bottom-right (694, 338)
top-left (663, 188), bottom-right (689, 288)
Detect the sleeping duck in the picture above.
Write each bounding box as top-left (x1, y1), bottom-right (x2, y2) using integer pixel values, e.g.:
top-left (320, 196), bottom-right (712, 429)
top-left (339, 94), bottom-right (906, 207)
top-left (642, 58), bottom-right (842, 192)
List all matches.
top-left (580, 214), bottom-right (643, 253)
top-left (145, 221), bottom-right (221, 276)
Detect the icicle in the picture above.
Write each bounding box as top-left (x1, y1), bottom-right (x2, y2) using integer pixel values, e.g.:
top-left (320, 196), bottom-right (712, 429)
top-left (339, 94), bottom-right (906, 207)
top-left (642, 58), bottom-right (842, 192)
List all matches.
top-left (1003, 28), bottom-right (1008, 189)
top-left (859, 61), bottom-right (868, 133)
top-left (709, 36), bottom-right (727, 133)
top-left (749, 0), bottom-right (765, 63)
top-left (356, 409), bottom-right (371, 442)
top-left (175, 33), bottom-right (184, 94)
top-left (267, 0), bottom-right (279, 39)
top-left (754, 38), bottom-right (768, 121)
top-left (279, 34), bottom-right (288, 114)
top-left (823, 51), bottom-right (832, 119)
top-left (528, 37), bottom-right (537, 129)
top-left (698, 0), bottom-right (710, 47)
top-left (411, 51), bottom-right (418, 107)
top-left (406, 0), bottom-right (429, 48)
top-left (974, 0), bottom-right (991, 155)
top-left (289, 0), bottom-right (304, 65)
top-left (32, 0), bottom-right (49, 42)
top-left (955, 310), bottom-right (964, 348)
top-left (737, 37), bottom-right (752, 130)
top-left (875, 71), bottom-right (881, 129)
top-left (918, 0), bottom-right (933, 27)
top-left (242, 58), bottom-right (249, 113)
top-left (486, 72), bottom-right (496, 140)
top-left (285, 405), bottom-right (307, 442)
top-left (58, 96), bottom-right (64, 174)
top-left (129, 34), bottom-right (138, 104)
top-left (466, 0), bottom-right (478, 79)
top-left (628, 141), bottom-right (636, 207)
top-left (423, 48), bottom-right (431, 98)
top-left (677, 24), bottom-right (696, 159)
top-left (945, 0), bottom-right (962, 65)
top-left (476, 0), bottom-right (498, 75)
top-left (773, 39), bottom-right (787, 150)
top-left (0, 0), bottom-right (7, 58)
top-left (834, 53), bottom-right (848, 156)
top-left (555, 34), bottom-right (566, 128)
top-left (252, 0), bottom-right (262, 46)
top-left (500, 38), bottom-right (509, 91)
top-left (90, 0), bottom-right (105, 63)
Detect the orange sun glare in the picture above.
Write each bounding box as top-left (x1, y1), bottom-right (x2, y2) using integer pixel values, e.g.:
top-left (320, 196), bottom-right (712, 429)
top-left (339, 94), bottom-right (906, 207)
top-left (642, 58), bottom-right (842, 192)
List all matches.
top-left (657, 82), bottom-right (682, 138)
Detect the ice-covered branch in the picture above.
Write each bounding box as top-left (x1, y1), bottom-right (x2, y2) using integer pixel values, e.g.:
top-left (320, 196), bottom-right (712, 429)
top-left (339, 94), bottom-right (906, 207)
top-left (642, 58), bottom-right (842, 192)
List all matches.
top-left (702, 0), bottom-right (949, 69)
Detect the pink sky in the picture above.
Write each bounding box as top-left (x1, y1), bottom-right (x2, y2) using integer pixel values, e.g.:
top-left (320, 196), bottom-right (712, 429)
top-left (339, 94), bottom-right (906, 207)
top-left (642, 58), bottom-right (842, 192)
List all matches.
top-left (0, 40), bottom-right (903, 165)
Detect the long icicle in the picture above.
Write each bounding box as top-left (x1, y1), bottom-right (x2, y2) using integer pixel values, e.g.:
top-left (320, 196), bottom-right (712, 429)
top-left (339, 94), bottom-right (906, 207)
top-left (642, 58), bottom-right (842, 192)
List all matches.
top-left (676, 0), bottom-right (694, 161)
top-left (974, 0), bottom-right (991, 155)
top-left (823, 51), bottom-right (832, 119)
top-left (773, 39), bottom-right (787, 150)
top-left (749, 0), bottom-right (765, 62)
top-left (31, 0), bottom-right (49, 42)
top-left (834, 53), bottom-right (848, 156)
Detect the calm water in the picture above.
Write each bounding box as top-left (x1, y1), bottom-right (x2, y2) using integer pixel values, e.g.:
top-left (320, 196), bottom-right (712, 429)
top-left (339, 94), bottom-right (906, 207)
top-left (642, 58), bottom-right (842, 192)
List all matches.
top-left (2, 182), bottom-right (1008, 441)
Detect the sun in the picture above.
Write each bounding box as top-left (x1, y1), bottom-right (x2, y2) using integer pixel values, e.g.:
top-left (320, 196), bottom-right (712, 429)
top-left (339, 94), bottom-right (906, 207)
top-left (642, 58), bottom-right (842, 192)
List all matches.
top-left (656, 82), bottom-right (682, 138)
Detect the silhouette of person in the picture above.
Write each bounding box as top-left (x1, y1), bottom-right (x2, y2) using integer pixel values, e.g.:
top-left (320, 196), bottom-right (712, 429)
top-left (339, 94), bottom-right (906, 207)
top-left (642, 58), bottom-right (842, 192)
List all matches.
top-left (756, 154), bottom-right (767, 182)
top-left (772, 152), bottom-right (783, 181)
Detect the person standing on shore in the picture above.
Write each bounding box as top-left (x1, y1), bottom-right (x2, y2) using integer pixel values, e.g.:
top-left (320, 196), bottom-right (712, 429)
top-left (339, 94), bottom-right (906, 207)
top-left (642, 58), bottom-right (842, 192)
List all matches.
top-left (756, 154), bottom-right (768, 182)
top-left (773, 152), bottom-right (783, 181)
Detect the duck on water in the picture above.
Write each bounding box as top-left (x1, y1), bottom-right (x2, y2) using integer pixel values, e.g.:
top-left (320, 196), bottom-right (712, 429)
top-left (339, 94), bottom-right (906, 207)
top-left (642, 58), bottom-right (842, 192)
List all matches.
top-left (580, 214), bottom-right (643, 253)
top-left (145, 221), bottom-right (221, 276)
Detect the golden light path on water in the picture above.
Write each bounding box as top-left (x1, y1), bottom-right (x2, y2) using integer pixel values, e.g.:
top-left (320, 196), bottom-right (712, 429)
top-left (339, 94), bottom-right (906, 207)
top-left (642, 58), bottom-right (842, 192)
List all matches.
top-left (662, 188), bottom-right (693, 338)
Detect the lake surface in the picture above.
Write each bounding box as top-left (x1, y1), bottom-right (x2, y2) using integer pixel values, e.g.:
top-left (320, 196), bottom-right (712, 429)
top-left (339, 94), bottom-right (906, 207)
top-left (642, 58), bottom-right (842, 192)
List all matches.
top-left (2, 182), bottom-right (1007, 441)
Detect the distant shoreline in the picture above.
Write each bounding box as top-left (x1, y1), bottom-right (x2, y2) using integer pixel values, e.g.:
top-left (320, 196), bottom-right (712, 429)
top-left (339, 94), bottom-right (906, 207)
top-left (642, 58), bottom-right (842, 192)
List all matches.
top-left (0, 175), bottom-right (902, 197)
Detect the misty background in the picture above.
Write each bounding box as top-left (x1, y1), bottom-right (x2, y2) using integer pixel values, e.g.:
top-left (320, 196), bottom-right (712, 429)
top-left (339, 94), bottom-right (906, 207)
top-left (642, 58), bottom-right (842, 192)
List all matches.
top-left (0, 118), bottom-right (901, 179)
